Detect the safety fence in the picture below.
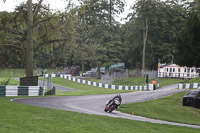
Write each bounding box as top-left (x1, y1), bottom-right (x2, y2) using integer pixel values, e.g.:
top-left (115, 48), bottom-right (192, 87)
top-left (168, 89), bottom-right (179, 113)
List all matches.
top-left (178, 83), bottom-right (200, 89)
top-left (47, 74), bottom-right (159, 91)
top-left (0, 86), bottom-right (44, 97)
top-left (159, 72), bottom-right (200, 79)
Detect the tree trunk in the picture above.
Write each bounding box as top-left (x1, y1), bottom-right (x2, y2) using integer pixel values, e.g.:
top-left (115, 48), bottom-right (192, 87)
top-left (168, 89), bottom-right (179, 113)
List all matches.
top-left (97, 64), bottom-right (101, 79)
top-left (26, 0), bottom-right (33, 77)
top-left (142, 16), bottom-right (148, 72)
top-left (81, 60), bottom-right (85, 73)
top-left (105, 66), bottom-right (109, 76)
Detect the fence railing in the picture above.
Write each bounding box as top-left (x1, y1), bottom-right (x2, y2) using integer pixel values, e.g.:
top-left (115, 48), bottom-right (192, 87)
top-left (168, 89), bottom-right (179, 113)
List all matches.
top-left (158, 72), bottom-right (200, 79)
top-left (113, 79), bottom-right (146, 86)
top-left (100, 70), bottom-right (158, 85)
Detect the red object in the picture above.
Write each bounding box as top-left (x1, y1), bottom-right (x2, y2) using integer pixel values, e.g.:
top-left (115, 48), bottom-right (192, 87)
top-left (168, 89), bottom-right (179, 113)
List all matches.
top-left (132, 112), bottom-right (134, 115)
top-left (152, 80), bottom-right (156, 85)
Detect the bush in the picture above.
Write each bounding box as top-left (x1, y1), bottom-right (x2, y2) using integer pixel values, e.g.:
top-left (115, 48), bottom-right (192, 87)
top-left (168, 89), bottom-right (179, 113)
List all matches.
top-left (0, 78), bottom-right (10, 85)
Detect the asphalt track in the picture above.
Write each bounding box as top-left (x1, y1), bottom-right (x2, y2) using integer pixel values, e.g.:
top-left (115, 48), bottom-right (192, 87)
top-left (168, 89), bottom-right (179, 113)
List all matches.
top-left (13, 84), bottom-right (200, 129)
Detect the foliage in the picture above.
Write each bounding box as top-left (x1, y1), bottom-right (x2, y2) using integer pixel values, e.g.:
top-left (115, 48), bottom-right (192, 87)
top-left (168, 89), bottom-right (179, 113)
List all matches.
top-left (0, 77), bottom-right (10, 85)
top-left (123, 0), bottom-right (186, 69)
top-left (0, 0), bottom-right (198, 72)
top-left (175, 1), bottom-right (200, 67)
top-left (0, 2), bottom-right (76, 69)
top-left (75, 0), bottom-right (126, 71)
top-left (0, 77), bottom-right (19, 85)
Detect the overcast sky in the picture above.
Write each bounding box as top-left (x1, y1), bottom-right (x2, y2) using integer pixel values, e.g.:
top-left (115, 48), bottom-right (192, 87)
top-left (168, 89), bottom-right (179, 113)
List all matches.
top-left (0, 0), bottom-right (135, 23)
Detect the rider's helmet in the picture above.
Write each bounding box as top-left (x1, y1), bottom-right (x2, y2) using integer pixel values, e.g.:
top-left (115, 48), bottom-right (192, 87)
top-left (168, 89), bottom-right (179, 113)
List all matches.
top-left (117, 94), bottom-right (121, 97)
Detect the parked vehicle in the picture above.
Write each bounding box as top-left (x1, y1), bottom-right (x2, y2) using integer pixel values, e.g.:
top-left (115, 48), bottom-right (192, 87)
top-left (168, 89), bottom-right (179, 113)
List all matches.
top-left (182, 89), bottom-right (200, 108)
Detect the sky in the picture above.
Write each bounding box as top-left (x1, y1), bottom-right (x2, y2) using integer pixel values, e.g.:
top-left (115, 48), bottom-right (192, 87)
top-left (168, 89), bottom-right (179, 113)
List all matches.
top-left (0, 0), bottom-right (135, 23)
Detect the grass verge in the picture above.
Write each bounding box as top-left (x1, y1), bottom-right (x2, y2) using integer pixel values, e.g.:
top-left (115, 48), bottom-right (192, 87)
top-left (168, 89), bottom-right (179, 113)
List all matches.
top-left (0, 77), bottom-right (19, 85)
top-left (158, 78), bottom-right (185, 88)
top-left (118, 91), bottom-right (200, 126)
top-left (0, 69), bottom-right (56, 77)
top-left (0, 97), bottom-right (200, 133)
top-left (184, 77), bottom-right (200, 84)
top-left (52, 78), bottom-right (131, 96)
top-left (88, 77), bottom-right (185, 88)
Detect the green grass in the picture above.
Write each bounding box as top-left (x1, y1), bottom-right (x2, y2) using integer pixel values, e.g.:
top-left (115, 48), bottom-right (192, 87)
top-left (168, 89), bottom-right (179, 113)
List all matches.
top-left (87, 78), bottom-right (101, 83)
top-left (0, 69), bottom-right (26, 77)
top-left (52, 78), bottom-right (131, 96)
top-left (51, 77), bottom-right (186, 96)
top-left (0, 69), bottom-right (56, 77)
top-left (0, 77), bottom-right (19, 85)
top-left (118, 91), bottom-right (200, 126)
top-left (0, 97), bottom-right (200, 133)
top-left (184, 77), bottom-right (200, 84)
top-left (157, 78), bottom-right (185, 88)
top-left (112, 77), bottom-right (185, 88)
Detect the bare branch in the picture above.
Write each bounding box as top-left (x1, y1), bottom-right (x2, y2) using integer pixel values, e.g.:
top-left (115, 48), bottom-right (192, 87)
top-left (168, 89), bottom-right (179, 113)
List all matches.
top-left (33, 0), bottom-right (43, 17)
top-left (0, 44), bottom-right (25, 51)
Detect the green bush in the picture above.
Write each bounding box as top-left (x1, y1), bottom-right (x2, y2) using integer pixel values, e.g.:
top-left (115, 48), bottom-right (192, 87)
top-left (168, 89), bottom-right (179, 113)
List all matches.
top-left (0, 78), bottom-right (10, 85)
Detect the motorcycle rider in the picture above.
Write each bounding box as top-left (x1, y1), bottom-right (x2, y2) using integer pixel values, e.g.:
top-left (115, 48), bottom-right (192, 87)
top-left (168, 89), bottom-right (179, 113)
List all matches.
top-left (108, 94), bottom-right (122, 107)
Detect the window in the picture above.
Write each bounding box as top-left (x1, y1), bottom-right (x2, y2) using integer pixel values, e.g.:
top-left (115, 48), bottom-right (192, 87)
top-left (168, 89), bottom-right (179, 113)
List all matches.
top-left (173, 68), bottom-right (175, 72)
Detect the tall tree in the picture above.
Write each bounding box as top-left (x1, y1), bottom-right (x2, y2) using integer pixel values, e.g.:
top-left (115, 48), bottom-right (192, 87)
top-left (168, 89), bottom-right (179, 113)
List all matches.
top-left (26, 0), bottom-right (34, 76)
top-left (78, 0), bottom-right (125, 76)
top-left (128, 0), bottom-right (153, 71)
top-left (175, 0), bottom-right (200, 67)
top-left (124, 0), bottom-right (186, 69)
top-left (1, 0), bottom-right (43, 76)
top-left (0, 1), bottom-right (76, 70)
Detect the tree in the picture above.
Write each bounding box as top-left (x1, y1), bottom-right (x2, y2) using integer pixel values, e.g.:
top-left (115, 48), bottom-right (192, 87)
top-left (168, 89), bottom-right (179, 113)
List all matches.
top-left (128, 0), bottom-right (153, 71)
top-left (1, 0), bottom-right (43, 77)
top-left (77, 0), bottom-right (125, 76)
top-left (26, 0), bottom-right (34, 76)
top-left (0, 1), bottom-right (77, 70)
top-left (175, 1), bottom-right (200, 67)
top-left (124, 0), bottom-right (186, 69)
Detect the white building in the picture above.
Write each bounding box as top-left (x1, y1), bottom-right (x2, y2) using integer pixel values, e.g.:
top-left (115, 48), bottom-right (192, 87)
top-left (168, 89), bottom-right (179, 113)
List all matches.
top-left (158, 63), bottom-right (200, 79)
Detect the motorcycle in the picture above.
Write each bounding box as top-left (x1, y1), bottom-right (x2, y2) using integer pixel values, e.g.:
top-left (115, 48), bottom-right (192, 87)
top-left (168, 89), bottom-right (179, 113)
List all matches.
top-left (104, 98), bottom-right (121, 113)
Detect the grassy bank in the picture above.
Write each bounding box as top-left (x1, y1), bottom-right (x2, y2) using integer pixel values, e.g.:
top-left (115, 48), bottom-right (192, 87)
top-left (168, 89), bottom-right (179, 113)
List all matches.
top-left (184, 77), bottom-right (200, 84)
top-left (88, 77), bottom-right (185, 87)
top-left (52, 78), bottom-right (131, 96)
top-left (0, 97), bottom-right (200, 133)
top-left (157, 78), bottom-right (185, 88)
top-left (118, 91), bottom-right (200, 126)
top-left (0, 69), bottom-right (56, 77)
top-left (0, 77), bottom-right (19, 85)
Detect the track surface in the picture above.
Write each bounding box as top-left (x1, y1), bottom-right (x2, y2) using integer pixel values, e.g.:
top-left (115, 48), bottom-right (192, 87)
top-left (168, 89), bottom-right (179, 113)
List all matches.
top-left (13, 84), bottom-right (200, 129)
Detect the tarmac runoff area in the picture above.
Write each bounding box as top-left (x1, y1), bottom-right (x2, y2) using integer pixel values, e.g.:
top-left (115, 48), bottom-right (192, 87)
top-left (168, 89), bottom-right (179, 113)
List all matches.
top-left (13, 83), bottom-right (200, 129)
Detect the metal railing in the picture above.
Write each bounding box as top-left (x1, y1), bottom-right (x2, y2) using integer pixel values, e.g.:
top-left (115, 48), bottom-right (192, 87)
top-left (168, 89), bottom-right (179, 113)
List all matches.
top-left (158, 72), bottom-right (200, 79)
